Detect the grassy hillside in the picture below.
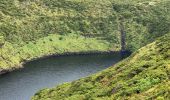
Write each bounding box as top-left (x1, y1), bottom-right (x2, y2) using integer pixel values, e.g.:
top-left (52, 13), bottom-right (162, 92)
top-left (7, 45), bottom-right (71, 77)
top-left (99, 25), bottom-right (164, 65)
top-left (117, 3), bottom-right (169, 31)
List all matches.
top-left (0, 0), bottom-right (170, 72)
top-left (0, 34), bottom-right (110, 73)
top-left (1, 0), bottom-right (170, 48)
top-left (32, 33), bottom-right (170, 100)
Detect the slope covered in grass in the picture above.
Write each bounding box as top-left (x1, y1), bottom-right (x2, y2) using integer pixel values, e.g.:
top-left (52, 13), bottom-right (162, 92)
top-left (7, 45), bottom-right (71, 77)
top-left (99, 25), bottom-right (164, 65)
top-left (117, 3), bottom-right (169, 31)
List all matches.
top-left (0, 34), bottom-right (110, 73)
top-left (1, 0), bottom-right (170, 50)
top-left (32, 33), bottom-right (170, 100)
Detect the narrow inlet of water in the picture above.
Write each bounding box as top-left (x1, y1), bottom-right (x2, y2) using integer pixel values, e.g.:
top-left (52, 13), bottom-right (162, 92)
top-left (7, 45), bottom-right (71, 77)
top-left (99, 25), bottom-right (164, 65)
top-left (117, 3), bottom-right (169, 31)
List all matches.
top-left (0, 53), bottom-right (129, 100)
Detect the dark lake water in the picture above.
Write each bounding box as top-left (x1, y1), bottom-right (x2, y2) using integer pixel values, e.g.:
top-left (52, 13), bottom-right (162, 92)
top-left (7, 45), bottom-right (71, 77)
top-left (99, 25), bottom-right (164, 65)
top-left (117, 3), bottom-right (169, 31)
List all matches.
top-left (0, 53), bottom-right (128, 100)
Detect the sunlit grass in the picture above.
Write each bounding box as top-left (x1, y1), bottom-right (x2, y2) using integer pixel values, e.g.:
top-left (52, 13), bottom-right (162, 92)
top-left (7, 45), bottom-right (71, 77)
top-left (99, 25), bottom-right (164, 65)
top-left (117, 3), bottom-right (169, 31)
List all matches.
top-left (0, 34), bottom-right (112, 70)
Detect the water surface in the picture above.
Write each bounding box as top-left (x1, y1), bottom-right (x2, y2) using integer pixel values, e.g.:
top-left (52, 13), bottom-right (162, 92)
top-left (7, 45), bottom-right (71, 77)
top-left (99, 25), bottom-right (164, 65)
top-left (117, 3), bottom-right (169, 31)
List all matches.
top-left (0, 53), bottom-right (128, 100)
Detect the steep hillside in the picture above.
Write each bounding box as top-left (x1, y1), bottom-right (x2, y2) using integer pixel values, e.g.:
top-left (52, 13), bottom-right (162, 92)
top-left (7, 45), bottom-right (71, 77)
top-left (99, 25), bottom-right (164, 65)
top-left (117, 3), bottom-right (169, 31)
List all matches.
top-left (1, 0), bottom-right (170, 49)
top-left (0, 0), bottom-right (170, 73)
top-left (32, 33), bottom-right (170, 100)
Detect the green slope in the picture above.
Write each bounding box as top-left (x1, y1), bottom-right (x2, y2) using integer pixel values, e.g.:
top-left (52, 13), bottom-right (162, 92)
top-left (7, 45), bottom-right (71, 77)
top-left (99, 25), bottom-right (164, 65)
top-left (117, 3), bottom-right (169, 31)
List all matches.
top-left (0, 0), bottom-right (170, 49)
top-left (32, 33), bottom-right (170, 100)
top-left (1, 0), bottom-right (170, 49)
top-left (0, 0), bottom-right (170, 72)
top-left (0, 34), bottom-right (110, 72)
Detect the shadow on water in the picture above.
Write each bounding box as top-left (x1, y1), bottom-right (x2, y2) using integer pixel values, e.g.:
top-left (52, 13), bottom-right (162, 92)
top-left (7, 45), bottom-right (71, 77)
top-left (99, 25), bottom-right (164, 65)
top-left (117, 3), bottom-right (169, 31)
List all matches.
top-left (120, 50), bottom-right (131, 59)
top-left (0, 52), bottom-right (130, 100)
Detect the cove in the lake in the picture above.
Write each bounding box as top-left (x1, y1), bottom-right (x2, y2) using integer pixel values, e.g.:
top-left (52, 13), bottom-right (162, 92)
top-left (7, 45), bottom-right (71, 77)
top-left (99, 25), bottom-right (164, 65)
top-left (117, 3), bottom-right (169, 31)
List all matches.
top-left (0, 53), bottom-right (129, 100)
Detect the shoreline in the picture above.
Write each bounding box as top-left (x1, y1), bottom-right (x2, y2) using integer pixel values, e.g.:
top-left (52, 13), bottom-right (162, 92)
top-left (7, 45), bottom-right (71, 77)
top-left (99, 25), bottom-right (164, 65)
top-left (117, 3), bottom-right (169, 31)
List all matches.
top-left (0, 50), bottom-right (123, 75)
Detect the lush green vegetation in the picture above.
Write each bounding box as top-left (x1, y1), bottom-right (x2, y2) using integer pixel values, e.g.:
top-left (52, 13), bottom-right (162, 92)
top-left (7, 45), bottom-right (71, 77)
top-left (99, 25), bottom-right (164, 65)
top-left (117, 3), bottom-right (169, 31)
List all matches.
top-left (0, 0), bottom-right (170, 72)
top-left (32, 32), bottom-right (170, 100)
top-left (0, 34), bottom-right (110, 72)
top-left (1, 0), bottom-right (170, 48)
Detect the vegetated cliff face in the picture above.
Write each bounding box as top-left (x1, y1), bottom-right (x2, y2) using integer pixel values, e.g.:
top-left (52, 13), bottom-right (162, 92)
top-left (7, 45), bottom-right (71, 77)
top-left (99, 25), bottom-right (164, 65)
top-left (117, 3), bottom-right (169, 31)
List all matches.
top-left (0, 0), bottom-right (170, 72)
top-left (32, 33), bottom-right (170, 100)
